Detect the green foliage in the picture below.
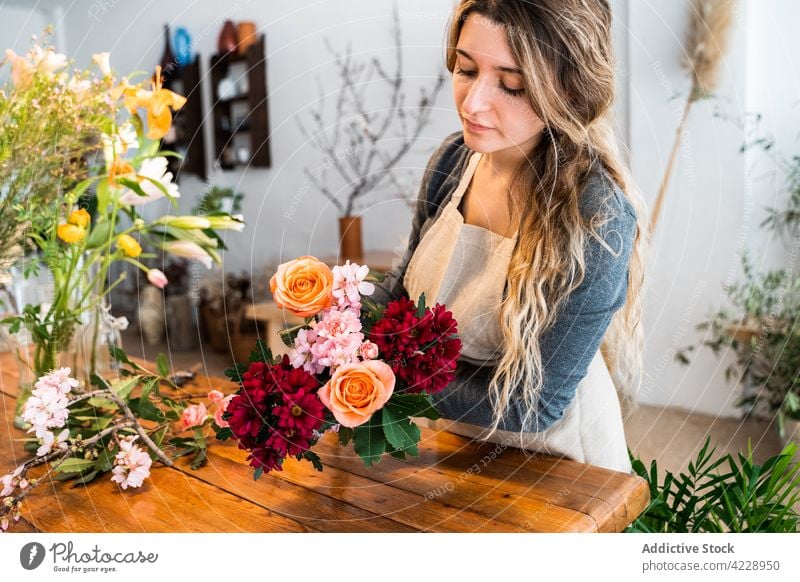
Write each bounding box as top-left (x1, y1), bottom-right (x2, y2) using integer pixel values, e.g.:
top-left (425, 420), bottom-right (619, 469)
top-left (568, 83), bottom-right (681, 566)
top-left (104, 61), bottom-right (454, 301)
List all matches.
top-left (192, 186), bottom-right (244, 215)
top-left (677, 123), bottom-right (800, 433)
top-left (627, 437), bottom-right (800, 533)
top-left (352, 412), bottom-right (387, 467)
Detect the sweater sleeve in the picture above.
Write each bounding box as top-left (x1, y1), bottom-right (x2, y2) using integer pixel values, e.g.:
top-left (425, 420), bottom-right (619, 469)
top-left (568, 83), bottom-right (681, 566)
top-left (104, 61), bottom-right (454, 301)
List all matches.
top-left (431, 190), bottom-right (638, 433)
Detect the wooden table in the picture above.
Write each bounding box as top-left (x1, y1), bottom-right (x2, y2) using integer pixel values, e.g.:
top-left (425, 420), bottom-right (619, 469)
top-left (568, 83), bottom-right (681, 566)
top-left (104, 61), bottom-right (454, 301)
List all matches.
top-left (0, 353), bottom-right (649, 533)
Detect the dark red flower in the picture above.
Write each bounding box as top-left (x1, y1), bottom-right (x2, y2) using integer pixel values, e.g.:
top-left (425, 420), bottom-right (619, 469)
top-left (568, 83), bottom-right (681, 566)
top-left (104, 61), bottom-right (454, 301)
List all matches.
top-left (246, 444), bottom-right (284, 473)
top-left (226, 357), bottom-right (322, 475)
top-left (226, 387), bottom-right (270, 448)
top-left (273, 389), bottom-right (325, 439)
top-left (265, 428), bottom-right (310, 458)
top-left (369, 298), bottom-right (461, 394)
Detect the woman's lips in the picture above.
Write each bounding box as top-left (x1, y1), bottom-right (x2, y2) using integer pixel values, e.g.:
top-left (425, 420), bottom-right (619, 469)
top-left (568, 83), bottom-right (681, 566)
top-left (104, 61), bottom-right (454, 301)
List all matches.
top-left (463, 117), bottom-right (492, 133)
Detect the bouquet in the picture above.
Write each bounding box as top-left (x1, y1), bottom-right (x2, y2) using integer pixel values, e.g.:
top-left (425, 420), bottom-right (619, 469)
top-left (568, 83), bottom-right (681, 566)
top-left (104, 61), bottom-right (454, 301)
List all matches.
top-left (216, 256), bottom-right (462, 478)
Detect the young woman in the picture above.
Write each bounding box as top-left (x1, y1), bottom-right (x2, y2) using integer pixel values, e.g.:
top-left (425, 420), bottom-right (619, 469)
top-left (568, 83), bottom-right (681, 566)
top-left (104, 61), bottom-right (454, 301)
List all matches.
top-left (374, 0), bottom-right (648, 473)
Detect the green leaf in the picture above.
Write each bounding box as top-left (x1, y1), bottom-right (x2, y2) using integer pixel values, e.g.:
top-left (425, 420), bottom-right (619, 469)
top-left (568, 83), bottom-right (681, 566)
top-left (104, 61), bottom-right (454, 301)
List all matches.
top-left (156, 353), bottom-right (170, 378)
top-left (86, 396), bottom-right (117, 410)
top-left (385, 393), bottom-right (441, 420)
top-left (249, 338), bottom-right (274, 364)
top-left (129, 396), bottom-right (165, 423)
top-left (224, 363), bottom-right (249, 383)
top-left (303, 450), bottom-right (324, 472)
top-left (352, 412), bottom-right (386, 467)
top-left (190, 448), bottom-right (208, 470)
top-left (96, 179), bottom-right (111, 213)
top-left (117, 176), bottom-right (151, 200)
top-left (55, 457), bottom-right (97, 474)
top-left (150, 427), bottom-right (168, 448)
top-left (70, 177), bottom-right (97, 201)
top-left (385, 442), bottom-right (409, 460)
top-left (415, 292), bottom-right (427, 318)
top-left (215, 426), bottom-right (234, 441)
top-left (110, 375), bottom-right (141, 400)
top-left (381, 405), bottom-right (421, 454)
top-left (97, 448), bottom-right (117, 472)
top-left (71, 470), bottom-right (100, 487)
top-left (337, 427), bottom-right (354, 446)
top-left (89, 373), bottom-right (111, 391)
top-left (85, 219), bottom-right (112, 249)
top-left (109, 346), bottom-right (134, 366)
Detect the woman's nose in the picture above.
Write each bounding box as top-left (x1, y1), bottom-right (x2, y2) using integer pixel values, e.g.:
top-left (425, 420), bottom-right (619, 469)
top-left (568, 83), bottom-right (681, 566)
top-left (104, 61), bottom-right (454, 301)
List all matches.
top-left (461, 77), bottom-right (494, 114)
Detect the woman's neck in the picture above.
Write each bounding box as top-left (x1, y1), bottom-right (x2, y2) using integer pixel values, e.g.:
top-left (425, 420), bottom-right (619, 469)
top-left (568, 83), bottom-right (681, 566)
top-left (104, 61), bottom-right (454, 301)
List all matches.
top-left (480, 130), bottom-right (544, 179)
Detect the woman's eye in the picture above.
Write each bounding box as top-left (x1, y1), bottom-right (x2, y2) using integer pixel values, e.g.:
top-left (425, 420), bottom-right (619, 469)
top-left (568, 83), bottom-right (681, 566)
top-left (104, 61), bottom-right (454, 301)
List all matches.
top-left (501, 84), bottom-right (525, 98)
top-left (455, 67), bottom-right (477, 77)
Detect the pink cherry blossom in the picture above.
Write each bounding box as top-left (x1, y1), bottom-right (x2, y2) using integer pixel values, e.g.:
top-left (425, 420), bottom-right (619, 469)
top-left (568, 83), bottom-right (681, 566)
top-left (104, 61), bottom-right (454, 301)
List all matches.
top-left (110, 436), bottom-right (152, 489)
top-left (22, 368), bottom-right (76, 438)
top-left (36, 428), bottom-right (70, 457)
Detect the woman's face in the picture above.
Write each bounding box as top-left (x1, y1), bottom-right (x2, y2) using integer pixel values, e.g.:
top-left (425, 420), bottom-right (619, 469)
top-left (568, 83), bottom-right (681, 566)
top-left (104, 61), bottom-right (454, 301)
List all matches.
top-left (453, 14), bottom-right (545, 161)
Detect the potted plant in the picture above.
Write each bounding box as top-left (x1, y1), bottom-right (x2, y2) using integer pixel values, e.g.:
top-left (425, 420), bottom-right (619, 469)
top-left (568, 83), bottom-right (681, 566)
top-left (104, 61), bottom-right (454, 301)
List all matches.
top-left (678, 125), bottom-right (800, 447)
top-left (627, 437), bottom-right (800, 532)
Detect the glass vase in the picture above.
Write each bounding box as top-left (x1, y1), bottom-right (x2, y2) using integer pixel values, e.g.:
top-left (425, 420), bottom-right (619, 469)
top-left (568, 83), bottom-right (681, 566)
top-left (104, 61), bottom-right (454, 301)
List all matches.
top-left (1, 264), bottom-right (122, 429)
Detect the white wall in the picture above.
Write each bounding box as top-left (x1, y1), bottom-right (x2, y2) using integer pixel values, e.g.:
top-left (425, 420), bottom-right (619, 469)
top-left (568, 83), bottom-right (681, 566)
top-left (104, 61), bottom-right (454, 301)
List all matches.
top-left (0, 5), bottom-right (47, 83)
top-left (628, 0), bottom-right (799, 417)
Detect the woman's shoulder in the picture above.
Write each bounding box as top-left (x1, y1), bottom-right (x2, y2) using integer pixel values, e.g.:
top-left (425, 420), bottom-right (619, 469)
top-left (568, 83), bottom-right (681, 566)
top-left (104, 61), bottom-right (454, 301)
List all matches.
top-left (421, 131), bottom-right (472, 211)
top-left (579, 163), bottom-right (638, 229)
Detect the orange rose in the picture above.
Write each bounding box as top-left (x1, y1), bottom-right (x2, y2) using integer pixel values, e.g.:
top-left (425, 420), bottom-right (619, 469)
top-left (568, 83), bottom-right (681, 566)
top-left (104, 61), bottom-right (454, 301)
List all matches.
top-left (318, 361), bottom-right (395, 428)
top-left (269, 255), bottom-right (334, 317)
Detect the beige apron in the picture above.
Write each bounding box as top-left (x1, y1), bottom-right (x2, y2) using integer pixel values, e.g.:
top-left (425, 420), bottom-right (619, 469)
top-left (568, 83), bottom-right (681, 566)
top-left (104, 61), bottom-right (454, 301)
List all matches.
top-left (404, 152), bottom-right (632, 473)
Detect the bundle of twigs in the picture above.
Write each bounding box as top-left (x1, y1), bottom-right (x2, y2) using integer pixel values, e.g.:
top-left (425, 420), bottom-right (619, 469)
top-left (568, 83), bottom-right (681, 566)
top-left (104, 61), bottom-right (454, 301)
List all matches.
top-left (650, 0), bottom-right (736, 235)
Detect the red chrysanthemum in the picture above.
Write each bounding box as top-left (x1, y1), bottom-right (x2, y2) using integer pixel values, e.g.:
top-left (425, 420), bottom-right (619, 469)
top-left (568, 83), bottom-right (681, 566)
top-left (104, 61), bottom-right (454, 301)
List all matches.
top-left (265, 427), bottom-right (311, 458)
top-left (245, 444), bottom-right (284, 473)
top-left (273, 389), bottom-right (325, 439)
top-left (227, 356), bottom-right (323, 474)
top-left (369, 298), bottom-right (461, 394)
top-left (226, 386), bottom-right (270, 448)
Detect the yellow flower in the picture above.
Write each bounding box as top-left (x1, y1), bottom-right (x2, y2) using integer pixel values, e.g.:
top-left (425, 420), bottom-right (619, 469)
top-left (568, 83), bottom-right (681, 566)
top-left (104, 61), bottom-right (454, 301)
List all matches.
top-left (57, 224), bottom-right (85, 244)
top-left (67, 208), bottom-right (91, 229)
top-left (117, 234), bottom-right (142, 258)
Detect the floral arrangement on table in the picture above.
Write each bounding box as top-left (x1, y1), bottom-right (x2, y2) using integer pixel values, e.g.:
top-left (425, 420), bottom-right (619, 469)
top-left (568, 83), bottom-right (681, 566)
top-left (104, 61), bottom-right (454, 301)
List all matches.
top-left (0, 35), bottom-right (243, 422)
top-left (0, 34), bottom-right (242, 532)
top-left (0, 350), bottom-right (235, 532)
top-left (215, 255), bottom-right (462, 478)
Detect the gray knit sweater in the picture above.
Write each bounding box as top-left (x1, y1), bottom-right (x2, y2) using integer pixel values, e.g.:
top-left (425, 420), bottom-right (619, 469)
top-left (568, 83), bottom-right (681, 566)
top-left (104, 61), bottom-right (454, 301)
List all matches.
top-left (372, 131), bottom-right (637, 433)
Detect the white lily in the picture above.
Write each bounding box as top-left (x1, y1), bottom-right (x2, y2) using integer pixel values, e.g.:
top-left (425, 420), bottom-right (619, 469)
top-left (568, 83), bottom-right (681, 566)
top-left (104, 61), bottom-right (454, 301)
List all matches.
top-left (119, 156), bottom-right (179, 206)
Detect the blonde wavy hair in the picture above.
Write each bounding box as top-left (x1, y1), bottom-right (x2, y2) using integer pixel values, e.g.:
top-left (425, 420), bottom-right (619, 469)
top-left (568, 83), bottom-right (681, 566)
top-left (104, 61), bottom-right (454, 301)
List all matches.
top-left (446, 0), bottom-right (649, 442)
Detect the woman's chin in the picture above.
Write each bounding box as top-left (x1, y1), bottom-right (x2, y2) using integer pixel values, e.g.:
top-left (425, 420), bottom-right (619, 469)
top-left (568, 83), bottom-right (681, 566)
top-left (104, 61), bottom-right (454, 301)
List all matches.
top-left (462, 130), bottom-right (495, 153)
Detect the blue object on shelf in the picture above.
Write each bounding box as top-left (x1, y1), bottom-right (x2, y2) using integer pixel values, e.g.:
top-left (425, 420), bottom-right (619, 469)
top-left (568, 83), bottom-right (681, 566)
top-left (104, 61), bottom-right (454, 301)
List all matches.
top-left (174, 27), bottom-right (192, 68)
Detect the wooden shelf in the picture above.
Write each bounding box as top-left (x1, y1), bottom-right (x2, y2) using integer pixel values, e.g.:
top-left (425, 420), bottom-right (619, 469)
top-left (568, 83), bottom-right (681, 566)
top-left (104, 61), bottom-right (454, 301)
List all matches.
top-left (161, 55), bottom-right (207, 181)
top-left (210, 34), bottom-right (272, 170)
